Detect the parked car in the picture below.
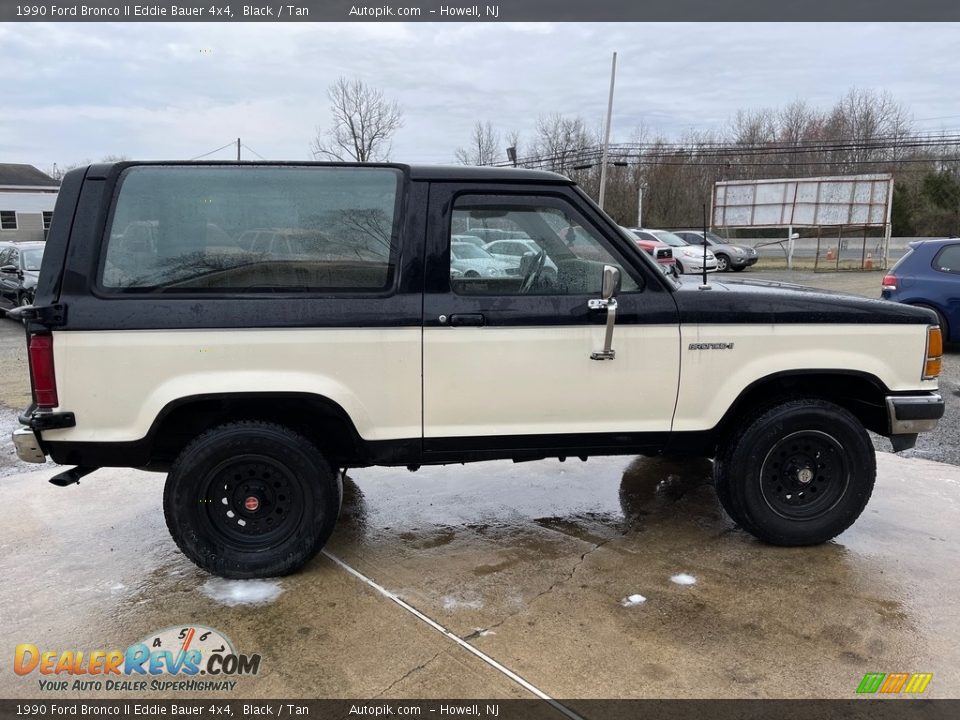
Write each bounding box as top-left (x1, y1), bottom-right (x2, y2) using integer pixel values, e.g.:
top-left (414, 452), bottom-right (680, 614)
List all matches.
top-left (451, 234), bottom-right (487, 249)
top-left (483, 238), bottom-right (558, 283)
top-left (619, 226), bottom-right (676, 272)
top-left (629, 228), bottom-right (718, 274)
top-left (881, 238), bottom-right (960, 342)
top-left (11, 161), bottom-right (944, 579)
top-left (674, 230), bottom-right (759, 273)
top-left (450, 241), bottom-right (514, 277)
top-left (0, 241), bottom-right (45, 312)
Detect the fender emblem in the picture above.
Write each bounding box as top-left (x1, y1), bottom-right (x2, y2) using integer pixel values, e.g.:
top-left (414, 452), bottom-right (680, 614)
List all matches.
top-left (689, 342), bottom-right (735, 350)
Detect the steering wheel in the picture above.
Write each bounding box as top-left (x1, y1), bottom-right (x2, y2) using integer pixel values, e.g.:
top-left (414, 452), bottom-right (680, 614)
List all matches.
top-left (519, 250), bottom-right (546, 294)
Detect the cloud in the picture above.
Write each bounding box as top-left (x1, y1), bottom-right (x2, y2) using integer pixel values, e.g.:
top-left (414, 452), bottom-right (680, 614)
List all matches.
top-left (2, 22), bottom-right (959, 168)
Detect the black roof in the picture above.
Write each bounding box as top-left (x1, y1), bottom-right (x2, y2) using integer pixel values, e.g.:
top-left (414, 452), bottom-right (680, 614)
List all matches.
top-left (406, 164), bottom-right (569, 183)
top-left (0, 163), bottom-right (58, 187)
top-left (82, 161), bottom-right (571, 184)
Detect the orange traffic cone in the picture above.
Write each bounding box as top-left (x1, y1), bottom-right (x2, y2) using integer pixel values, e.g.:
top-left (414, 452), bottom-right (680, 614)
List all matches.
top-left (826, 248), bottom-right (835, 261)
top-left (865, 253), bottom-right (873, 270)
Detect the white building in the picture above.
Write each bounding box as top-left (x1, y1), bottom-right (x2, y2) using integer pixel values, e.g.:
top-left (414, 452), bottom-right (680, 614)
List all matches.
top-left (0, 164), bottom-right (59, 243)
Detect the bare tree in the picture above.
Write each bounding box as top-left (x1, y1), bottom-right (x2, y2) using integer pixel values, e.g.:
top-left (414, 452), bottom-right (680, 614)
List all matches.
top-left (46, 154), bottom-right (129, 183)
top-left (311, 77), bottom-right (403, 162)
top-left (455, 121), bottom-right (501, 166)
top-left (533, 114), bottom-right (594, 174)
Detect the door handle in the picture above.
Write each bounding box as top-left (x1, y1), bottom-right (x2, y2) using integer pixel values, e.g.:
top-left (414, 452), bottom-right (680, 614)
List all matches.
top-left (448, 313), bottom-right (485, 327)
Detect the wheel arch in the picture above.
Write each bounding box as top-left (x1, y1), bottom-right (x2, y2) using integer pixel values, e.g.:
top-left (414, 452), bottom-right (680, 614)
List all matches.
top-left (147, 392), bottom-right (371, 467)
top-left (699, 370), bottom-right (891, 456)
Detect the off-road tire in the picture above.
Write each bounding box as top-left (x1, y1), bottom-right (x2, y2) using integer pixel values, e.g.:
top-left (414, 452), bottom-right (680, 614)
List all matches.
top-left (714, 399), bottom-right (876, 545)
top-left (164, 421), bottom-right (341, 578)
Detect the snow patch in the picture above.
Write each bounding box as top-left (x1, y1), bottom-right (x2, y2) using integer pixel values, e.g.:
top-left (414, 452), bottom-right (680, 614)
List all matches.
top-left (442, 595), bottom-right (483, 611)
top-left (671, 573), bottom-right (697, 586)
top-left (200, 578), bottom-right (284, 607)
top-left (620, 594), bottom-right (647, 607)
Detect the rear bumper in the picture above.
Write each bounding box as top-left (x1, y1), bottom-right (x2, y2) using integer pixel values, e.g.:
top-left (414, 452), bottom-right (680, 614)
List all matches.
top-left (13, 404), bottom-right (76, 463)
top-left (12, 427), bottom-right (46, 464)
top-left (886, 393), bottom-right (944, 434)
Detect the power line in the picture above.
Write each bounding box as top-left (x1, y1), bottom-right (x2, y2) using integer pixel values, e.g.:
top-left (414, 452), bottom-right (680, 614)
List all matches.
top-left (241, 143), bottom-right (267, 160)
top-left (189, 141), bottom-right (237, 161)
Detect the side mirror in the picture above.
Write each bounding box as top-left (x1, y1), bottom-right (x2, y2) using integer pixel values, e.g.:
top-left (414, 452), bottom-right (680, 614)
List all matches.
top-left (600, 264), bottom-right (621, 300)
top-left (0, 265), bottom-right (17, 274)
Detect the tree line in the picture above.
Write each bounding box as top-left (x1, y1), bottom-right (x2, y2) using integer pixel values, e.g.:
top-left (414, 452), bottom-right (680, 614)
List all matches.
top-left (46, 80), bottom-right (960, 237)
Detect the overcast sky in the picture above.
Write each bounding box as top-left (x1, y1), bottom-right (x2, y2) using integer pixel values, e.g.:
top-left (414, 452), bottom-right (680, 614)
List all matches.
top-left (2, 22), bottom-right (960, 171)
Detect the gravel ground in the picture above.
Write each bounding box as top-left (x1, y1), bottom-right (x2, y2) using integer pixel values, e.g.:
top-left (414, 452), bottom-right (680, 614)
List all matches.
top-left (0, 269), bottom-right (955, 476)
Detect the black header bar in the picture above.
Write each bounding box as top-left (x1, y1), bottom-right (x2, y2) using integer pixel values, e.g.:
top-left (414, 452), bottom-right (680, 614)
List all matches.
top-left (1, 0), bottom-right (958, 22)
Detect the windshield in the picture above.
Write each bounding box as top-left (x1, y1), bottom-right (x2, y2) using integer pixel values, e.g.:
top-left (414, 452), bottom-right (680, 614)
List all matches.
top-left (22, 248), bottom-right (44, 271)
top-left (705, 231), bottom-right (728, 245)
top-left (452, 244), bottom-right (491, 260)
top-left (651, 231), bottom-right (689, 247)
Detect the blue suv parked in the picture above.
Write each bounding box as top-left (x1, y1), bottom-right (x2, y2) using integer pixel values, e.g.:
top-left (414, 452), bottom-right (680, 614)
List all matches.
top-left (882, 238), bottom-right (960, 342)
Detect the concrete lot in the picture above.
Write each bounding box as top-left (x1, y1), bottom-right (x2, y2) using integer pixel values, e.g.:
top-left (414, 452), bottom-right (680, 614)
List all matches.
top-left (2, 455), bottom-right (959, 703)
top-left (1, 269), bottom-right (958, 705)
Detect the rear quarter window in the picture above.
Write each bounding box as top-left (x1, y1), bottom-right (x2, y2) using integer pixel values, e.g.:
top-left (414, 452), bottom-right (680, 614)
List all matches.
top-left (101, 166), bottom-right (402, 293)
top-left (932, 244), bottom-right (960, 275)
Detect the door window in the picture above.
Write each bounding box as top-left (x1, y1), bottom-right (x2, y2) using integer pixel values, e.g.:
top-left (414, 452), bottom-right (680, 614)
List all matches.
top-left (450, 200), bottom-right (640, 296)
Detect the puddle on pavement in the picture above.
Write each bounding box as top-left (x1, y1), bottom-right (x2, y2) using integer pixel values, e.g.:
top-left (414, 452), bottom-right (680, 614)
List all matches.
top-left (333, 454), bottom-right (719, 554)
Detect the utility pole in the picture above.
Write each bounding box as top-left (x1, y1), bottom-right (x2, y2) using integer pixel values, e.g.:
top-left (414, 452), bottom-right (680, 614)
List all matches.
top-left (598, 51), bottom-right (617, 211)
top-left (636, 184), bottom-right (643, 228)
top-left (236, 138), bottom-right (241, 161)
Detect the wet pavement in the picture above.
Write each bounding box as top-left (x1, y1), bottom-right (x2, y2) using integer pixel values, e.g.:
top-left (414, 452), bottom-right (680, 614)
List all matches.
top-left (3, 452), bottom-right (959, 701)
top-left (2, 273), bottom-right (959, 704)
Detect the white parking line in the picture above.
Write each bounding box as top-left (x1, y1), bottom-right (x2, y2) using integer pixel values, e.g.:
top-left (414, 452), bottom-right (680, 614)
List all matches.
top-left (322, 550), bottom-right (584, 720)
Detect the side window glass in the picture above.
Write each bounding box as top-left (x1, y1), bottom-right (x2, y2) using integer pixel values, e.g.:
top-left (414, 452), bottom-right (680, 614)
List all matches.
top-left (449, 201), bottom-right (640, 296)
top-left (933, 245), bottom-right (960, 274)
top-left (102, 166), bottom-right (401, 293)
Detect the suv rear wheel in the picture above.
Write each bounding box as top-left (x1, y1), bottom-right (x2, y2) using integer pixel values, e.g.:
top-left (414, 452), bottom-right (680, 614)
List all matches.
top-left (164, 421), bottom-right (342, 578)
top-left (714, 399), bottom-right (875, 545)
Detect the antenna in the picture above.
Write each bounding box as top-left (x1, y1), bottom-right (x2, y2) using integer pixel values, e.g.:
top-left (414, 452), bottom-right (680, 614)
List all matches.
top-left (699, 203), bottom-right (711, 290)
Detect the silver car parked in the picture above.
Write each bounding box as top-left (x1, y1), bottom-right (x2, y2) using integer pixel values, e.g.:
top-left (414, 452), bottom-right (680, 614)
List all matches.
top-left (674, 230), bottom-right (758, 273)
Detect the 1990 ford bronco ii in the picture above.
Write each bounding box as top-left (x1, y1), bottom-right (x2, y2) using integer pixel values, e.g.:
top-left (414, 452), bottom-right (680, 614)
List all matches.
top-left (12, 162), bottom-right (945, 578)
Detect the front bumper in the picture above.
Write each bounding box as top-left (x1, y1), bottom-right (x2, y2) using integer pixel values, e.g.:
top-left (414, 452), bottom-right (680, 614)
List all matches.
top-left (731, 255), bottom-right (759, 268)
top-left (886, 393), bottom-right (944, 434)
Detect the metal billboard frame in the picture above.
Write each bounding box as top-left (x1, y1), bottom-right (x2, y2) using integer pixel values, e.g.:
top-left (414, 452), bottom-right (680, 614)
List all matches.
top-left (711, 174), bottom-right (894, 270)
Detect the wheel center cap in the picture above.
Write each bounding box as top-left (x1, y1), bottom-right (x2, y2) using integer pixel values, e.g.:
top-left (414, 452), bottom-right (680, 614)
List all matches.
top-left (797, 468), bottom-right (814, 484)
top-left (244, 496), bottom-right (261, 512)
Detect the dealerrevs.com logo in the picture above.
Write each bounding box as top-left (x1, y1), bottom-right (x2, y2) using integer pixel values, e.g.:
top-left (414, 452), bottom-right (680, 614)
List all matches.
top-left (14, 625), bottom-right (261, 693)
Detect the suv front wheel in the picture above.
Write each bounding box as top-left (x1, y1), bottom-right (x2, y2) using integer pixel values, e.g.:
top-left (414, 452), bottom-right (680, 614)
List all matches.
top-left (164, 421), bottom-right (342, 578)
top-left (714, 399), bottom-right (876, 545)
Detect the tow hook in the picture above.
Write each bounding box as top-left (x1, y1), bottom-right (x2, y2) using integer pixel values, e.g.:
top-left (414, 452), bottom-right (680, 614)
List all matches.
top-left (49, 466), bottom-right (99, 487)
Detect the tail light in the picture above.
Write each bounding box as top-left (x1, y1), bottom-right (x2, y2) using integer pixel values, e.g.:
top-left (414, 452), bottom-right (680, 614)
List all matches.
top-left (882, 274), bottom-right (897, 291)
top-left (28, 334), bottom-right (58, 409)
top-left (924, 326), bottom-right (943, 380)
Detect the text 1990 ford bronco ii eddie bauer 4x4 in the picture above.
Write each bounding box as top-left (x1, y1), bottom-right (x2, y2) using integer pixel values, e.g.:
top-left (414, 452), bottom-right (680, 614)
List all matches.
top-left (11, 162), bottom-right (945, 578)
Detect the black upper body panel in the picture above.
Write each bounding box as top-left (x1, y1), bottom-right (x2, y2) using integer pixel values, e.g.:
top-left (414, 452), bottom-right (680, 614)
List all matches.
top-left (674, 277), bottom-right (938, 325)
top-left (32, 162), bottom-right (936, 331)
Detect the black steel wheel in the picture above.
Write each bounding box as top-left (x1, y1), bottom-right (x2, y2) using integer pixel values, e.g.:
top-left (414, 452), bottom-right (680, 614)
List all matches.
top-left (759, 430), bottom-right (849, 520)
top-left (714, 399), bottom-right (875, 545)
top-left (164, 421), bottom-right (340, 578)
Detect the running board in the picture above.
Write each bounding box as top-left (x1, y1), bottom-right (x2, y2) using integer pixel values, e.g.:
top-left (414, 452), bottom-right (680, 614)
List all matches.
top-left (49, 466), bottom-right (99, 487)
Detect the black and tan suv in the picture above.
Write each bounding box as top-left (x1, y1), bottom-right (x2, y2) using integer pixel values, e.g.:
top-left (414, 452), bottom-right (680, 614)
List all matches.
top-left (11, 162), bottom-right (945, 578)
